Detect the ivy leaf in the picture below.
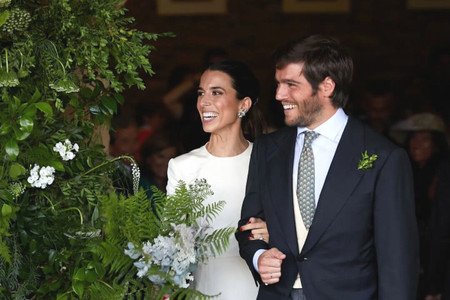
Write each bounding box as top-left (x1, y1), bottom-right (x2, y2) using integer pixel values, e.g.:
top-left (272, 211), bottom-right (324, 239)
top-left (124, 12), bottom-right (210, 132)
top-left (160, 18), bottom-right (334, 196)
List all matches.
top-left (36, 102), bottom-right (53, 117)
top-left (5, 139), bottom-right (19, 161)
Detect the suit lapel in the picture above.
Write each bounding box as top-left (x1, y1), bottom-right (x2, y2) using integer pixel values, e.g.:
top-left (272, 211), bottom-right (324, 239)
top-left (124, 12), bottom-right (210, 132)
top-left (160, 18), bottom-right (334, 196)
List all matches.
top-left (301, 116), bottom-right (366, 254)
top-left (266, 127), bottom-right (300, 256)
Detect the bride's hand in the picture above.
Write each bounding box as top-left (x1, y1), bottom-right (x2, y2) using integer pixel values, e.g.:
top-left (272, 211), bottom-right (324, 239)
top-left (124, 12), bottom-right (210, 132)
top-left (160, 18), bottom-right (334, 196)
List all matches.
top-left (240, 217), bottom-right (269, 243)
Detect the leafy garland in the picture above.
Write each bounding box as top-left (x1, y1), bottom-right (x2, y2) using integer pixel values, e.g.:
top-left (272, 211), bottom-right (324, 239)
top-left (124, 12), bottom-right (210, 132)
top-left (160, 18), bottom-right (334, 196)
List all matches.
top-left (0, 0), bottom-right (175, 298)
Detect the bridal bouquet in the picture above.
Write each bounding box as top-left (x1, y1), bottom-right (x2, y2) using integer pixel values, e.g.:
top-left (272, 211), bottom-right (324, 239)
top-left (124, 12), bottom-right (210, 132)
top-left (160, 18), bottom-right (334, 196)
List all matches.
top-left (124, 179), bottom-right (235, 300)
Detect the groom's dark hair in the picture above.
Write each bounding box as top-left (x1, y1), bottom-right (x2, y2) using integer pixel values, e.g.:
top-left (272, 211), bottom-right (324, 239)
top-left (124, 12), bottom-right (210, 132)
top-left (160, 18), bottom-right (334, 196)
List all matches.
top-left (272, 35), bottom-right (354, 108)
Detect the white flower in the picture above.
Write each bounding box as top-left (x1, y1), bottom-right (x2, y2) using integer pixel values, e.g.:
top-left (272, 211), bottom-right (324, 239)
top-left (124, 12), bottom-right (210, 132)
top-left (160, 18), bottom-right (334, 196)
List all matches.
top-left (27, 164), bottom-right (55, 189)
top-left (124, 242), bottom-right (141, 259)
top-left (53, 139), bottom-right (79, 161)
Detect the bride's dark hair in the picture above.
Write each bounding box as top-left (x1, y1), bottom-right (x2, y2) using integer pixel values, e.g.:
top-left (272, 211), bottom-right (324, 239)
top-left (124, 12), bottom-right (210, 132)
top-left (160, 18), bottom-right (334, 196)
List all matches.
top-left (206, 60), bottom-right (267, 141)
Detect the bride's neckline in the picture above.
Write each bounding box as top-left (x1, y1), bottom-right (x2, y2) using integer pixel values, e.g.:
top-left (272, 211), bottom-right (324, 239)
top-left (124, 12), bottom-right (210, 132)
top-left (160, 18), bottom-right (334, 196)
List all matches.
top-left (204, 140), bottom-right (250, 158)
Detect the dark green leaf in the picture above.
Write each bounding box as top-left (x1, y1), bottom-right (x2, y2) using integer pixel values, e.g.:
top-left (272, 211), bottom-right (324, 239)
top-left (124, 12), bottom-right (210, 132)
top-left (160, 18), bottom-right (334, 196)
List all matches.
top-left (23, 105), bottom-right (37, 118)
top-left (92, 261), bottom-right (106, 278)
top-left (13, 124), bottom-right (32, 141)
top-left (85, 269), bottom-right (97, 282)
top-left (72, 281), bottom-right (84, 297)
top-left (19, 116), bottom-right (34, 132)
top-left (36, 102), bottom-right (53, 117)
top-left (0, 123), bottom-right (11, 135)
top-left (49, 161), bottom-right (65, 172)
top-left (0, 11), bottom-right (9, 27)
top-left (73, 268), bottom-right (86, 281)
top-left (0, 189), bottom-right (13, 202)
top-left (31, 89), bottom-right (42, 102)
top-left (114, 94), bottom-right (124, 105)
top-left (5, 139), bottom-right (19, 161)
top-left (9, 163), bottom-right (26, 179)
top-left (2, 204), bottom-right (13, 216)
top-left (100, 96), bottom-right (117, 114)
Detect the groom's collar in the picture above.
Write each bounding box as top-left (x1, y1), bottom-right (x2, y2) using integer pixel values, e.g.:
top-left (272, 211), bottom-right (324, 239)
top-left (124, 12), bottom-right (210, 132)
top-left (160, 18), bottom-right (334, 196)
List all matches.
top-left (296, 108), bottom-right (348, 142)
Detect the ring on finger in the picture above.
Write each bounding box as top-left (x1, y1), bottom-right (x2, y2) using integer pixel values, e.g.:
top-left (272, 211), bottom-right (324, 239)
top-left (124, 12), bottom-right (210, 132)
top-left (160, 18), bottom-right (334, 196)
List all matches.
top-left (259, 236), bottom-right (264, 241)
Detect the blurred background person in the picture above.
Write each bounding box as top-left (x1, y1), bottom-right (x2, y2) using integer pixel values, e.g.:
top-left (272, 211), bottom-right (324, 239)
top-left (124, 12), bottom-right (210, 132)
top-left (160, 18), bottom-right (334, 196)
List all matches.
top-left (357, 80), bottom-right (401, 138)
top-left (390, 112), bottom-right (449, 299)
top-left (135, 101), bottom-right (172, 162)
top-left (139, 129), bottom-right (179, 199)
top-left (109, 117), bottom-right (140, 195)
top-left (426, 159), bottom-right (450, 300)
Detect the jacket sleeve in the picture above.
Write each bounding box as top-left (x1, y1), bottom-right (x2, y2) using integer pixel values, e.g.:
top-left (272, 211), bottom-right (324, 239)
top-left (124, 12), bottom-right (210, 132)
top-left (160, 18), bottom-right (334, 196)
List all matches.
top-left (235, 138), bottom-right (269, 283)
top-left (374, 147), bottom-right (420, 299)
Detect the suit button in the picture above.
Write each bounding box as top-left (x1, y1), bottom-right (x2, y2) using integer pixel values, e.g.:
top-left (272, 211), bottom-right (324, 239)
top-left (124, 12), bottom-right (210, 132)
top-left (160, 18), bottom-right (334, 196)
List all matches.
top-left (303, 257), bottom-right (308, 261)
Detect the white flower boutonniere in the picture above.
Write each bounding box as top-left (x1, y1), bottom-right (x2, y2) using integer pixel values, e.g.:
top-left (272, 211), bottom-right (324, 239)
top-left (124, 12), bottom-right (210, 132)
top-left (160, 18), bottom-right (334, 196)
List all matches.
top-left (358, 151), bottom-right (378, 170)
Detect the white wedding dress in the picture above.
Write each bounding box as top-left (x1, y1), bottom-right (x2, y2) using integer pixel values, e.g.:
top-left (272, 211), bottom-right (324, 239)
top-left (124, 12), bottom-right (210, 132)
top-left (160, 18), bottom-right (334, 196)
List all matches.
top-left (166, 143), bottom-right (258, 300)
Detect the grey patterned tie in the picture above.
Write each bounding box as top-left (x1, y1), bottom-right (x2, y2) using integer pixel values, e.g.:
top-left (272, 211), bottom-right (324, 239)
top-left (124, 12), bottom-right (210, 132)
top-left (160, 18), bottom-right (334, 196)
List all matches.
top-left (297, 131), bottom-right (319, 230)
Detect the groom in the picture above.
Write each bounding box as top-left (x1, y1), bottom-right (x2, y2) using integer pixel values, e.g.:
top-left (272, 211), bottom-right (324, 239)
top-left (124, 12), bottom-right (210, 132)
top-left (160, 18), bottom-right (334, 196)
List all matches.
top-left (236, 35), bottom-right (419, 300)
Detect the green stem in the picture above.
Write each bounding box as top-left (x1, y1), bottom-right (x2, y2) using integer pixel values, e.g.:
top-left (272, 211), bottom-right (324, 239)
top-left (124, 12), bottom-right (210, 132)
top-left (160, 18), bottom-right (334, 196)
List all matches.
top-left (97, 279), bottom-right (114, 289)
top-left (83, 155), bottom-right (136, 176)
top-left (42, 194), bottom-right (56, 211)
top-left (5, 49), bottom-right (9, 73)
top-left (60, 207), bottom-right (84, 224)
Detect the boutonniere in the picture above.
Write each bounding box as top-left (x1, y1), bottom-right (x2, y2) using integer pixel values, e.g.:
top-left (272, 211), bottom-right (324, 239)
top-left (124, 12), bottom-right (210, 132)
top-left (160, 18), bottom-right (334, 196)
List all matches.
top-left (358, 151), bottom-right (378, 170)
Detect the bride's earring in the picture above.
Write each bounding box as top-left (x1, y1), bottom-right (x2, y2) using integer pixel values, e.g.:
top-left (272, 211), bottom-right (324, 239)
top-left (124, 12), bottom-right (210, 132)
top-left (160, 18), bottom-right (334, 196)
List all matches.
top-left (237, 110), bottom-right (246, 118)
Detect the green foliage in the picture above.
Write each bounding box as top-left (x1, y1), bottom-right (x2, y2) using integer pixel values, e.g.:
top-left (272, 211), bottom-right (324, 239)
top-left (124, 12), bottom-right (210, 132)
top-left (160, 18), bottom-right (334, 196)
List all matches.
top-left (120, 180), bottom-right (235, 300)
top-left (357, 150), bottom-right (378, 170)
top-left (0, 0), bottom-right (173, 298)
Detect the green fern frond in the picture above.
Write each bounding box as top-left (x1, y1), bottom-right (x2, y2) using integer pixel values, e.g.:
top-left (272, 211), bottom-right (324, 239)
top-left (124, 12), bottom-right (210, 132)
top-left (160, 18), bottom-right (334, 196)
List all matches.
top-left (170, 287), bottom-right (219, 300)
top-left (191, 201), bottom-right (226, 223)
top-left (0, 238), bottom-right (11, 264)
top-left (85, 279), bottom-right (129, 300)
top-left (90, 240), bottom-right (133, 276)
top-left (202, 227), bottom-right (236, 258)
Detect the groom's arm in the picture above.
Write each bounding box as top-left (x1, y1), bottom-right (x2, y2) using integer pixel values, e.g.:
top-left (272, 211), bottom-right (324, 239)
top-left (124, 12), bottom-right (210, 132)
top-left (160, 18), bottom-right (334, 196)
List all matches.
top-left (374, 147), bottom-right (419, 299)
top-left (236, 138), bottom-right (269, 283)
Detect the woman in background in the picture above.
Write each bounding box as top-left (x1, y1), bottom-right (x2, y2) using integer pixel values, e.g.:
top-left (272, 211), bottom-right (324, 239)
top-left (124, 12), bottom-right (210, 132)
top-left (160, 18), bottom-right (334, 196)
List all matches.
top-left (166, 60), bottom-right (267, 299)
top-left (140, 129), bottom-right (179, 198)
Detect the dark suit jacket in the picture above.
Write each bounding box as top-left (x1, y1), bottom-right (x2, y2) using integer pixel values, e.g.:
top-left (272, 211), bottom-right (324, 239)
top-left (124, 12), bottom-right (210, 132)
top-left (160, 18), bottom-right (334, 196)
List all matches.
top-left (236, 116), bottom-right (419, 300)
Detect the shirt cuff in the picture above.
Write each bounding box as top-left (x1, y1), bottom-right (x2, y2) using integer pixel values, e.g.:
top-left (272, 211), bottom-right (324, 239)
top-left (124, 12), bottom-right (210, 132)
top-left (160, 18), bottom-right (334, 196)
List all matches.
top-left (252, 249), bottom-right (267, 273)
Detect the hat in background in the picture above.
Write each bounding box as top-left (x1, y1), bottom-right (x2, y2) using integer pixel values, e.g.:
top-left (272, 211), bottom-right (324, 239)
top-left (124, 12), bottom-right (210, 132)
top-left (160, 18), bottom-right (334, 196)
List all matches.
top-left (389, 112), bottom-right (446, 144)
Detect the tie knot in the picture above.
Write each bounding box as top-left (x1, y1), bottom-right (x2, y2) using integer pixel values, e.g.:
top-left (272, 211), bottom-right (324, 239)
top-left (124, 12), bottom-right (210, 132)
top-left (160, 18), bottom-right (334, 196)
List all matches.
top-left (304, 131), bottom-right (319, 146)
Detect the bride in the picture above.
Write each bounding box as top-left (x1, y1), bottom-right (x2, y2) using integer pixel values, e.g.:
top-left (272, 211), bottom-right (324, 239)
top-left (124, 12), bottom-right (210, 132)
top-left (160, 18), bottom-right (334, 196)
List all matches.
top-left (166, 60), bottom-right (268, 299)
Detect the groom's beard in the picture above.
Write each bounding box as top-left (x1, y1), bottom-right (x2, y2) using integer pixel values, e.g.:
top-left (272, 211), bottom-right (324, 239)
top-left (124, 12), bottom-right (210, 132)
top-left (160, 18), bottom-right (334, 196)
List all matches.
top-left (285, 94), bottom-right (322, 128)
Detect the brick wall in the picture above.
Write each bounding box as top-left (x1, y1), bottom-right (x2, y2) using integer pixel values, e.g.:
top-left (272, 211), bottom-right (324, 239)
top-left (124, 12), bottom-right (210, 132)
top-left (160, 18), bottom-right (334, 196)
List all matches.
top-left (124, 0), bottom-right (450, 120)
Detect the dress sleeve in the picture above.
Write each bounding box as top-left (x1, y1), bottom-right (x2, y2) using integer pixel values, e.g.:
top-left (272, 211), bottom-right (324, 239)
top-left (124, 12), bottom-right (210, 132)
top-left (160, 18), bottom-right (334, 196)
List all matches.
top-left (166, 158), bottom-right (178, 196)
